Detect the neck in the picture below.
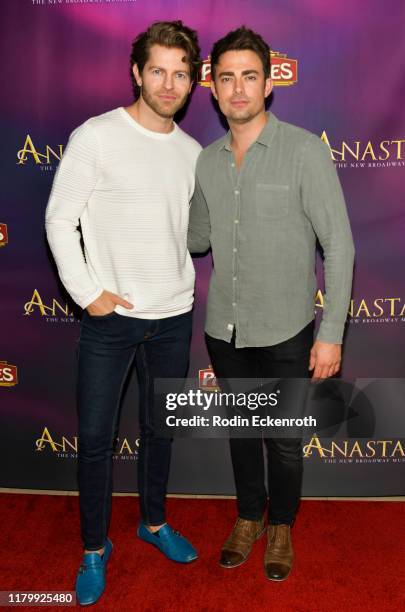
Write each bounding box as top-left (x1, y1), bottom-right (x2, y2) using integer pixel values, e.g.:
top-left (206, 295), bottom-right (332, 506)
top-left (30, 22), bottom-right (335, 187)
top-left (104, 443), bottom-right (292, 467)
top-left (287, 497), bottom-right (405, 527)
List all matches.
top-left (229, 110), bottom-right (268, 151)
top-left (124, 97), bottom-right (174, 134)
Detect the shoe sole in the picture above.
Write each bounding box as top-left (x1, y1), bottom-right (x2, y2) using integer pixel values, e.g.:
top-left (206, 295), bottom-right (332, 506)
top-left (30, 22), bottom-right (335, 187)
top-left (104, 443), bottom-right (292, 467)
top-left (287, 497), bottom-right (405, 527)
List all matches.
top-left (137, 530), bottom-right (198, 564)
top-left (219, 525), bottom-right (266, 569)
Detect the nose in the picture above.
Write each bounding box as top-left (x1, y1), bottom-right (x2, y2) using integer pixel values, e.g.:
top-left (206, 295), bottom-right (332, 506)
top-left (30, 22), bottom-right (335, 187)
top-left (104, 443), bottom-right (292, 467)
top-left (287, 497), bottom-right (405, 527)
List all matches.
top-left (233, 77), bottom-right (244, 95)
top-left (163, 74), bottom-right (175, 90)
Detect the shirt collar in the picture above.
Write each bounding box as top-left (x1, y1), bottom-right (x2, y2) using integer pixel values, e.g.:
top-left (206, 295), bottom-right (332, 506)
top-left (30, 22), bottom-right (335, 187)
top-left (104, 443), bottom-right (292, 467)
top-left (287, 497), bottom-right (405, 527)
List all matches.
top-left (219, 111), bottom-right (279, 152)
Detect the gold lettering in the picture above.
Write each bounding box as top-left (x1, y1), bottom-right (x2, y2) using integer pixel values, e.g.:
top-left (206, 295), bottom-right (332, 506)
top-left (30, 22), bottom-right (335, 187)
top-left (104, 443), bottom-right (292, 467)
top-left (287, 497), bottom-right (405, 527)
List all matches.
top-left (349, 441), bottom-right (363, 457)
top-left (391, 441), bottom-right (404, 457)
top-left (35, 427), bottom-right (62, 452)
top-left (17, 135), bottom-right (47, 165)
top-left (61, 436), bottom-right (78, 452)
top-left (331, 441), bottom-right (348, 457)
top-left (376, 440), bottom-right (391, 457)
top-left (119, 438), bottom-right (133, 454)
top-left (303, 435), bottom-right (330, 458)
top-left (379, 141), bottom-right (390, 161)
top-left (24, 289), bottom-right (52, 316)
top-left (361, 141), bottom-right (377, 161)
top-left (372, 299), bottom-right (384, 317)
top-left (365, 440), bottom-right (376, 457)
top-left (342, 141), bottom-right (360, 161)
top-left (384, 298), bottom-right (401, 316)
top-left (356, 299), bottom-right (371, 318)
top-left (390, 139), bottom-right (405, 159)
top-left (320, 131), bottom-right (341, 162)
top-left (45, 145), bottom-right (63, 163)
top-left (314, 289), bottom-right (324, 309)
top-left (52, 299), bottom-right (70, 316)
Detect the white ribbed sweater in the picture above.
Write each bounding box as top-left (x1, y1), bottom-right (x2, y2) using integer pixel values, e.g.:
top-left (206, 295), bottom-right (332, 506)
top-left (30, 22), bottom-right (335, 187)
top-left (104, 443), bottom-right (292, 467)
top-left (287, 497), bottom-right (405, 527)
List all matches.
top-left (45, 107), bottom-right (202, 319)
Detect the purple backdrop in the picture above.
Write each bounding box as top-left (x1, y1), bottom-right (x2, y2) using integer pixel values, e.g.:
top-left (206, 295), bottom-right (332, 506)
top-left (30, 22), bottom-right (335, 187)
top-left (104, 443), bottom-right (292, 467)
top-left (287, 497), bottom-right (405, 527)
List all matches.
top-left (1, 0), bottom-right (404, 495)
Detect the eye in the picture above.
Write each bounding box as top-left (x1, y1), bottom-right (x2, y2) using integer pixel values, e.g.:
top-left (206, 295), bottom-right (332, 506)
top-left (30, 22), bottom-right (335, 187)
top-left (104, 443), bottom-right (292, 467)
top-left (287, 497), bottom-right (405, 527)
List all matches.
top-left (176, 72), bottom-right (187, 80)
top-left (151, 68), bottom-right (161, 76)
top-left (221, 76), bottom-right (232, 83)
top-left (246, 74), bottom-right (257, 81)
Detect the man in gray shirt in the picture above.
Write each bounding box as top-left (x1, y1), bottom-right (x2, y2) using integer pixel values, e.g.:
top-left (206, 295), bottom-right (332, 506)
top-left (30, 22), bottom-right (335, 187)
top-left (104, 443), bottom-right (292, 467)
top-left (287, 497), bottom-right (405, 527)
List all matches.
top-left (188, 27), bottom-right (354, 581)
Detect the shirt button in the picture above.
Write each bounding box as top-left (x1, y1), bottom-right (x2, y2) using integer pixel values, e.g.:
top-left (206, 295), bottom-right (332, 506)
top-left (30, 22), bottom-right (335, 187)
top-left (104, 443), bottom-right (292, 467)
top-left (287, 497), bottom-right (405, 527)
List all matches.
top-left (234, 190), bottom-right (240, 195)
top-left (233, 276), bottom-right (237, 281)
top-left (233, 248), bottom-right (237, 253)
top-left (231, 163), bottom-right (235, 168)
top-left (234, 219), bottom-right (239, 224)
top-left (232, 302), bottom-right (236, 307)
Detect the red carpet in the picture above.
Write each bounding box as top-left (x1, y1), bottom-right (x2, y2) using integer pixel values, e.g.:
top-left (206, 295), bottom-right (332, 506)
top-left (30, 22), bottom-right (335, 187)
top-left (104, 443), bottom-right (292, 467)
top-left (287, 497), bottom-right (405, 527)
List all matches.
top-left (0, 494), bottom-right (403, 611)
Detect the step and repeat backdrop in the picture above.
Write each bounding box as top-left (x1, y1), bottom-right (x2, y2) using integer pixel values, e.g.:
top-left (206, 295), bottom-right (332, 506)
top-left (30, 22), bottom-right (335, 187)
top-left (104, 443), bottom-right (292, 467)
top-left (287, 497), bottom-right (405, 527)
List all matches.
top-left (1, 0), bottom-right (404, 496)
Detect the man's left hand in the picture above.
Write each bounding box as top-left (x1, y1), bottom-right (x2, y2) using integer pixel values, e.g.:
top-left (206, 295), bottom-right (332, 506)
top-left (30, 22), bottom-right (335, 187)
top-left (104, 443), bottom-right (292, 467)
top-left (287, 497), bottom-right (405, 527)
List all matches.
top-left (309, 341), bottom-right (341, 380)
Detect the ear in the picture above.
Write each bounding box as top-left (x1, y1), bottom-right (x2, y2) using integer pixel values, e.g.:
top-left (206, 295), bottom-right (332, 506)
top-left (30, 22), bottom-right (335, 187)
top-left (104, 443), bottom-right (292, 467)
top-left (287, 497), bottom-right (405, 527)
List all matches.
top-left (210, 79), bottom-right (218, 100)
top-left (264, 77), bottom-right (273, 98)
top-left (133, 64), bottom-right (142, 87)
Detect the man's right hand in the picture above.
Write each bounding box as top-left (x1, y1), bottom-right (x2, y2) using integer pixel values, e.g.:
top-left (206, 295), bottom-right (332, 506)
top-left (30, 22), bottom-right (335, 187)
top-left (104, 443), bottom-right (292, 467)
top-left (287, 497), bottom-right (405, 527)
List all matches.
top-left (86, 290), bottom-right (134, 316)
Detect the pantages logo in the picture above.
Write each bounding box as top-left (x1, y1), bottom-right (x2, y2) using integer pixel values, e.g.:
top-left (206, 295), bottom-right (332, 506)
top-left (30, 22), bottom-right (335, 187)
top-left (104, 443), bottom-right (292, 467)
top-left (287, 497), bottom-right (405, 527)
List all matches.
top-left (35, 427), bottom-right (139, 461)
top-left (199, 50), bottom-right (297, 88)
top-left (199, 365), bottom-right (220, 392)
top-left (23, 289), bottom-right (77, 323)
top-left (16, 135), bottom-right (64, 171)
top-left (303, 434), bottom-right (404, 464)
top-left (0, 361), bottom-right (18, 387)
top-left (315, 290), bottom-right (405, 325)
top-left (321, 131), bottom-right (405, 169)
top-left (0, 223), bottom-right (8, 247)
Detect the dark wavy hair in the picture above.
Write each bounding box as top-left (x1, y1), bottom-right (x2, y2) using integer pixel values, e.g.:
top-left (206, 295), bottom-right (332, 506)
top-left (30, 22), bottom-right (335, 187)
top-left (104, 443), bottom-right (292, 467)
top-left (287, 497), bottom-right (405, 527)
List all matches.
top-left (129, 21), bottom-right (201, 98)
top-left (210, 27), bottom-right (271, 81)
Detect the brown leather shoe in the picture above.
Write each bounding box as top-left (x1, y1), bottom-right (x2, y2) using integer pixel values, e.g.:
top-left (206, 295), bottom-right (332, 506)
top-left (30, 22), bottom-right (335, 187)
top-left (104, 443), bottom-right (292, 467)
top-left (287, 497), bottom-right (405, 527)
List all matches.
top-left (264, 524), bottom-right (294, 581)
top-left (220, 516), bottom-right (266, 568)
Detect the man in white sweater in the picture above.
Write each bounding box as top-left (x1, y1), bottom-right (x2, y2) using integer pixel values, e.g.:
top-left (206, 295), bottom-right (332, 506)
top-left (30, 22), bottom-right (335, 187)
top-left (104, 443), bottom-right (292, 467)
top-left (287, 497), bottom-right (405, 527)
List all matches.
top-left (45, 21), bottom-right (202, 606)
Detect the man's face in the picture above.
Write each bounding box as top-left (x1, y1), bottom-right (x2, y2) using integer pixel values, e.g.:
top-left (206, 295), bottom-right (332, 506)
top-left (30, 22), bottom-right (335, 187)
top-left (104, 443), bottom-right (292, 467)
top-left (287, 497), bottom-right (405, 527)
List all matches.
top-left (211, 50), bottom-right (272, 124)
top-left (133, 44), bottom-right (192, 119)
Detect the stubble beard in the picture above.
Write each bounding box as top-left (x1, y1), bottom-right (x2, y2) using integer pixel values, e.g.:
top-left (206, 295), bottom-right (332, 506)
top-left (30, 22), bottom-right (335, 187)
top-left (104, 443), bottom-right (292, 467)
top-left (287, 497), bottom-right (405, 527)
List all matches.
top-left (225, 103), bottom-right (263, 125)
top-left (141, 86), bottom-right (188, 119)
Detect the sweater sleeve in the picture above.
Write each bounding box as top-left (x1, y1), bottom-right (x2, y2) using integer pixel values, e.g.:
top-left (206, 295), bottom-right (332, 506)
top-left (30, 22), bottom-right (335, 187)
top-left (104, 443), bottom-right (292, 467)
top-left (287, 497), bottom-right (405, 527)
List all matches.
top-left (45, 121), bottom-right (104, 309)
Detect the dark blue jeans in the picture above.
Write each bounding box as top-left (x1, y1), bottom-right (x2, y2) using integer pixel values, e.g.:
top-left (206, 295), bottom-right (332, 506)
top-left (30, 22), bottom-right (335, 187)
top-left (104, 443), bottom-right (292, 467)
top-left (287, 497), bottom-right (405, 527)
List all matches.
top-left (77, 309), bottom-right (192, 551)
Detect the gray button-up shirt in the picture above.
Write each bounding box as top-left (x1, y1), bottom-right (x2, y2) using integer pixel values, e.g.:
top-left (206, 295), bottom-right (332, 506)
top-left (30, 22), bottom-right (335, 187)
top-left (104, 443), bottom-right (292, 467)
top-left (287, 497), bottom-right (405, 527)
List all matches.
top-left (188, 112), bottom-right (355, 348)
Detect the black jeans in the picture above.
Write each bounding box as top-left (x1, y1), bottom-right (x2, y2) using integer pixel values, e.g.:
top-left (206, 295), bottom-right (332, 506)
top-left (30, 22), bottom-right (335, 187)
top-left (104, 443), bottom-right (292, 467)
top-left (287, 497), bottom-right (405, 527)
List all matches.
top-left (206, 321), bottom-right (313, 525)
top-left (77, 309), bottom-right (192, 550)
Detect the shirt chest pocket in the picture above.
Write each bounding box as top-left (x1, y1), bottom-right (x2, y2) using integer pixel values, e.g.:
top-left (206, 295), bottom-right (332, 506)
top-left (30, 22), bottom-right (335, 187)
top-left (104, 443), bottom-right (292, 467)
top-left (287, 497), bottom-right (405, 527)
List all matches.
top-left (255, 183), bottom-right (290, 219)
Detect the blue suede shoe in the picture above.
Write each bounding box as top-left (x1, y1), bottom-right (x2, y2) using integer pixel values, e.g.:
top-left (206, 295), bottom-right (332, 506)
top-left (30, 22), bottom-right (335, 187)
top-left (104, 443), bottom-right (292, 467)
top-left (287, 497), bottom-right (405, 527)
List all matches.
top-left (137, 522), bottom-right (198, 563)
top-left (75, 538), bottom-right (113, 606)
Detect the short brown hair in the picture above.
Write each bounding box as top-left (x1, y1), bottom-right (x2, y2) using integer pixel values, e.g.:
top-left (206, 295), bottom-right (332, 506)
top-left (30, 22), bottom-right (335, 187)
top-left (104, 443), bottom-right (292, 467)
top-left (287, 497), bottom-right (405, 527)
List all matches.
top-left (210, 27), bottom-right (271, 81)
top-left (129, 21), bottom-right (201, 97)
